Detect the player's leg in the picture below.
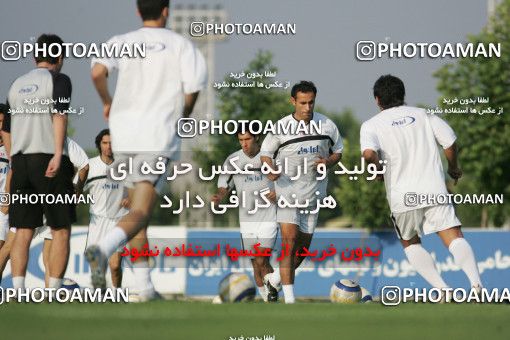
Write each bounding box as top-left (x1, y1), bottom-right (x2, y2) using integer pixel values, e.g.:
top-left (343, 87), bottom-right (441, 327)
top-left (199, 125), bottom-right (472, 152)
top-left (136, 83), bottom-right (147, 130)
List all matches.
top-left (393, 210), bottom-right (449, 289)
top-left (293, 231), bottom-right (313, 269)
top-left (10, 227), bottom-right (35, 289)
top-left (278, 222), bottom-right (299, 303)
top-left (128, 226), bottom-right (157, 298)
top-left (437, 226), bottom-right (482, 289)
top-left (108, 252), bottom-right (123, 288)
top-left (425, 204), bottom-right (482, 289)
top-left (42, 238), bottom-right (51, 287)
top-left (0, 229), bottom-right (15, 283)
top-left (87, 182), bottom-right (156, 291)
top-left (47, 227), bottom-right (71, 289)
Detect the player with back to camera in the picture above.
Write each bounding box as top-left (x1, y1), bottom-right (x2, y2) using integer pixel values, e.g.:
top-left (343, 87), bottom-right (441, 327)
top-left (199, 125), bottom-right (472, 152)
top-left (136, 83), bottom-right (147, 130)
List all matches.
top-left (87, 0), bottom-right (207, 301)
top-left (360, 74), bottom-right (483, 298)
top-left (1, 34), bottom-right (76, 292)
top-left (211, 129), bottom-right (279, 302)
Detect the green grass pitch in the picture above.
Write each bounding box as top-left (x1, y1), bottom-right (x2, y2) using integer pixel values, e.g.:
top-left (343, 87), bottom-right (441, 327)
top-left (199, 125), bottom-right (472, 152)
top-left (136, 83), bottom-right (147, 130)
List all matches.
top-left (1, 301), bottom-right (508, 340)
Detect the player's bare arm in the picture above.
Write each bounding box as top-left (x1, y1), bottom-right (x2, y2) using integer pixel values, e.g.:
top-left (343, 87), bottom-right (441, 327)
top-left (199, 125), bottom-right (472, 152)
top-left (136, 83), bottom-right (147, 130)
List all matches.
top-left (91, 63), bottom-right (112, 121)
top-left (260, 155), bottom-right (280, 181)
top-left (183, 92), bottom-right (200, 118)
top-left (362, 149), bottom-right (384, 181)
top-left (75, 165), bottom-right (89, 195)
top-left (211, 187), bottom-right (229, 207)
top-left (314, 152), bottom-right (342, 169)
top-left (46, 113), bottom-right (67, 178)
top-left (444, 142), bottom-right (462, 184)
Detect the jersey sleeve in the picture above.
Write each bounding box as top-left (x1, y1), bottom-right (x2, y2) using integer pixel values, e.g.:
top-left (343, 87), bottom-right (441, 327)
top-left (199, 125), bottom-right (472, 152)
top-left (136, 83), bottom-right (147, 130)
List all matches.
top-left (67, 138), bottom-right (89, 170)
top-left (260, 133), bottom-right (280, 159)
top-left (329, 121), bottom-right (344, 154)
top-left (217, 157), bottom-right (235, 190)
top-left (360, 121), bottom-right (380, 153)
top-left (1, 101), bottom-right (11, 133)
top-left (91, 36), bottom-right (120, 74)
top-left (180, 39), bottom-right (207, 94)
top-left (428, 114), bottom-right (457, 149)
top-left (52, 73), bottom-right (72, 113)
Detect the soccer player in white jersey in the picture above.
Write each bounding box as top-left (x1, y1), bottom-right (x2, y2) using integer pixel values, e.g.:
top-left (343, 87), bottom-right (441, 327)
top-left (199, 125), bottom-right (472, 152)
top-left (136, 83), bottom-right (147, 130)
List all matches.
top-left (84, 129), bottom-right (128, 288)
top-left (0, 137), bottom-right (89, 286)
top-left (260, 81), bottom-right (343, 303)
top-left (87, 0), bottom-right (206, 300)
top-left (360, 74), bottom-right (482, 294)
top-left (211, 130), bottom-right (278, 302)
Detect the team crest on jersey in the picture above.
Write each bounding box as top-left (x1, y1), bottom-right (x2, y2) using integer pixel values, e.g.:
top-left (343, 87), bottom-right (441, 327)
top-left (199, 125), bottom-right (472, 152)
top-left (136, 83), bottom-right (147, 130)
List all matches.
top-left (18, 84), bottom-right (39, 95)
top-left (391, 116), bottom-right (416, 127)
top-left (297, 145), bottom-right (319, 155)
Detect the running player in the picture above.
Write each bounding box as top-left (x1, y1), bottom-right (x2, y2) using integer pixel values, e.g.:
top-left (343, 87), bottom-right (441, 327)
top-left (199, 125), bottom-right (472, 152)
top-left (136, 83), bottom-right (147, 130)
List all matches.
top-left (87, 0), bottom-right (206, 300)
top-left (260, 81), bottom-right (343, 303)
top-left (360, 74), bottom-right (482, 295)
top-left (211, 130), bottom-right (278, 302)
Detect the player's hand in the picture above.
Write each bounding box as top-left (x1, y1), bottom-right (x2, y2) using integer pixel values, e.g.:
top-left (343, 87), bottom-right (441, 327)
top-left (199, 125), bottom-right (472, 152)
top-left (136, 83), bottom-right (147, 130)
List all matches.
top-left (45, 154), bottom-right (62, 178)
top-left (265, 190), bottom-right (277, 203)
top-left (266, 173), bottom-right (280, 181)
top-left (120, 198), bottom-right (130, 209)
top-left (447, 167), bottom-right (462, 185)
top-left (211, 194), bottom-right (221, 206)
top-left (103, 102), bottom-right (111, 121)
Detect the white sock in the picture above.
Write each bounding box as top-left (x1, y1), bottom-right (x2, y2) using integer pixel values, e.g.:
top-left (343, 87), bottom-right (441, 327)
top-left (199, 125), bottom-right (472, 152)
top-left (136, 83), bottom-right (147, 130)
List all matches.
top-left (258, 286), bottom-right (268, 302)
top-left (12, 276), bottom-right (25, 290)
top-left (404, 244), bottom-right (448, 288)
top-left (449, 238), bottom-right (482, 287)
top-left (48, 277), bottom-right (63, 289)
top-left (269, 269), bottom-right (281, 287)
top-left (282, 284), bottom-right (295, 304)
top-left (98, 227), bottom-right (127, 258)
top-left (132, 261), bottom-right (154, 295)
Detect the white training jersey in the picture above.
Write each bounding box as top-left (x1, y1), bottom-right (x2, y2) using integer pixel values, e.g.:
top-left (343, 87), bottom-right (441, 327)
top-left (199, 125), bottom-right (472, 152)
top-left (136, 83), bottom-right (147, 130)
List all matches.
top-left (360, 106), bottom-right (457, 213)
top-left (84, 156), bottom-right (128, 219)
top-left (218, 150), bottom-right (277, 232)
top-left (260, 112), bottom-right (343, 204)
top-left (91, 27), bottom-right (207, 158)
top-left (0, 145), bottom-right (9, 193)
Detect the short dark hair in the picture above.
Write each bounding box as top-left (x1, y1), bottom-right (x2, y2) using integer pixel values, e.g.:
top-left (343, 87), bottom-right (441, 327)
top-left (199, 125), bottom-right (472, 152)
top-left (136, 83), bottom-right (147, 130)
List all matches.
top-left (291, 81), bottom-right (317, 98)
top-left (373, 75), bottom-right (405, 110)
top-left (35, 34), bottom-right (64, 64)
top-left (0, 103), bottom-right (7, 115)
top-left (137, 0), bottom-right (169, 21)
top-left (95, 129), bottom-right (110, 152)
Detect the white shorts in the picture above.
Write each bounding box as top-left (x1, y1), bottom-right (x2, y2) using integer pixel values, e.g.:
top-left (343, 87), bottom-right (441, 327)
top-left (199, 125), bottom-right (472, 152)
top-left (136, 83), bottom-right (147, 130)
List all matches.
top-left (86, 214), bottom-right (122, 251)
top-left (241, 223), bottom-right (278, 256)
top-left (391, 204), bottom-right (461, 241)
top-left (276, 206), bottom-right (319, 234)
top-left (111, 154), bottom-right (170, 195)
top-left (0, 211), bottom-right (9, 241)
